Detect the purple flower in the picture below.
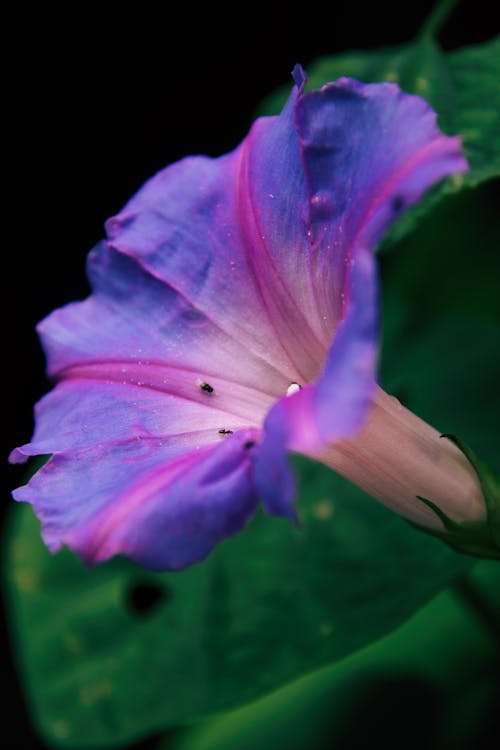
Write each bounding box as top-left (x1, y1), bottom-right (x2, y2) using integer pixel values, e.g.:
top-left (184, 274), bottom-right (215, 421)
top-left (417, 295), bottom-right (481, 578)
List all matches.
top-left (11, 66), bottom-right (483, 571)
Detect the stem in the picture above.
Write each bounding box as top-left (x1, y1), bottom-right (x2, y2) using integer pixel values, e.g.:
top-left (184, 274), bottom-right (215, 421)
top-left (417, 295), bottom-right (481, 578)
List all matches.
top-left (419, 0), bottom-right (462, 39)
top-left (454, 574), bottom-right (500, 648)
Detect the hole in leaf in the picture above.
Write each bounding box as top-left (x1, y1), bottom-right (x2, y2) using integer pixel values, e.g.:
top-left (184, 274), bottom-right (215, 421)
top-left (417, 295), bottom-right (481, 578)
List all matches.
top-left (125, 581), bottom-right (170, 616)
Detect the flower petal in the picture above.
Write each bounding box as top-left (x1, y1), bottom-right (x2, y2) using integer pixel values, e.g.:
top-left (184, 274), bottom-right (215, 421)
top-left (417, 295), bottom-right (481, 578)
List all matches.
top-left (236, 74), bottom-right (329, 377)
top-left (255, 76), bottom-right (467, 519)
top-left (39, 242), bottom-right (289, 402)
top-left (313, 247), bottom-right (378, 444)
top-left (255, 242), bottom-right (378, 519)
top-left (294, 77), bottom-right (467, 330)
top-left (104, 140), bottom-right (315, 380)
top-left (13, 429), bottom-right (260, 571)
top-left (252, 398), bottom-right (299, 521)
top-left (10, 378), bottom-right (252, 461)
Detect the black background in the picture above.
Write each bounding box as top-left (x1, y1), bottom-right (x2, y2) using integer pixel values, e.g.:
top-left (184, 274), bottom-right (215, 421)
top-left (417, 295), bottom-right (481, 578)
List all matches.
top-left (2, 2), bottom-right (497, 747)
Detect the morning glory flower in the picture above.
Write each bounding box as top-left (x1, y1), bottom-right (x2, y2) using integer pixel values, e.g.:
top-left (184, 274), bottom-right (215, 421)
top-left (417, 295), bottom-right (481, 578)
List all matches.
top-left (10, 66), bottom-right (486, 570)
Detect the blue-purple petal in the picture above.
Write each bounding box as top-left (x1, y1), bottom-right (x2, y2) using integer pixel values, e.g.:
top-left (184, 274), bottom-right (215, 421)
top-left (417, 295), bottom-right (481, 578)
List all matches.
top-left (253, 402), bottom-right (297, 521)
top-left (14, 429), bottom-right (260, 571)
top-left (313, 248), bottom-right (378, 444)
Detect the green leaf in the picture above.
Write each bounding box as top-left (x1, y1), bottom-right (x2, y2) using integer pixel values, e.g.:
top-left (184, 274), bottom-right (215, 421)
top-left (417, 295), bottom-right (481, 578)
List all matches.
top-left (448, 37), bottom-right (500, 186)
top-left (260, 35), bottom-right (500, 247)
top-left (4, 470), bottom-right (471, 747)
top-left (167, 561), bottom-right (500, 750)
top-left (379, 183), bottom-right (500, 466)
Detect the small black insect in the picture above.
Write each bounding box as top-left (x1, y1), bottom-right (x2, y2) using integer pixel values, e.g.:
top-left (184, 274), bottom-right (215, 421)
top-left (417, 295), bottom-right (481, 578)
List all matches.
top-left (218, 428), bottom-right (233, 435)
top-left (198, 380), bottom-right (214, 393)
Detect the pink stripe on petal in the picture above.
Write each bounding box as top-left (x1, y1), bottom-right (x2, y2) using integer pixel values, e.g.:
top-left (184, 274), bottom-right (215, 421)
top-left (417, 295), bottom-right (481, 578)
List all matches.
top-left (70, 445), bottom-right (215, 561)
top-left (16, 379), bottom-right (251, 457)
top-left (58, 360), bottom-right (274, 424)
top-left (39, 243), bottom-right (297, 391)
top-left (15, 429), bottom-right (260, 571)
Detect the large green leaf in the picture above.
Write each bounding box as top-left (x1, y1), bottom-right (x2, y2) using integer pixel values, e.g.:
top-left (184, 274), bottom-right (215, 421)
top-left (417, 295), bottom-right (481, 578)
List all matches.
top-left (261, 35), bottom-right (500, 247)
top-left (169, 561), bottom-right (500, 750)
top-left (4, 468), bottom-right (470, 748)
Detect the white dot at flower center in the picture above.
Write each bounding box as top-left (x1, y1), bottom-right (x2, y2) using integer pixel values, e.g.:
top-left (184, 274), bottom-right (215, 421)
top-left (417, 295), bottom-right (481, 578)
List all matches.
top-left (286, 382), bottom-right (302, 397)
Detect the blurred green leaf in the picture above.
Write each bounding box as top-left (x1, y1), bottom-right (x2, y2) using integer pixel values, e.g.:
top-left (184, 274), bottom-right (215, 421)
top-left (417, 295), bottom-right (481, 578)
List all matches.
top-left (261, 35), bottom-right (500, 248)
top-left (168, 561), bottom-right (500, 750)
top-left (379, 183), bottom-right (500, 467)
top-left (4, 467), bottom-right (470, 747)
